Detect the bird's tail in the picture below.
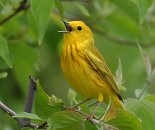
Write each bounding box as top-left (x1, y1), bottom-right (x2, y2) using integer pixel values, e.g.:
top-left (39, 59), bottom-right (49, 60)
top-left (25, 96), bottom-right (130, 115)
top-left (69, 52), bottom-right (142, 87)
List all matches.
top-left (104, 96), bottom-right (125, 122)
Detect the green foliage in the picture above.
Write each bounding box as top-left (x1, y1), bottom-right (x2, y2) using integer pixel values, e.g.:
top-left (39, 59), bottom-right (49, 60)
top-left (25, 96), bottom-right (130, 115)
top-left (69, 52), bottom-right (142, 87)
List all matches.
top-left (13, 112), bottom-right (41, 121)
top-left (75, 3), bottom-right (90, 17)
top-left (145, 95), bottom-right (155, 104)
top-left (115, 59), bottom-right (126, 92)
top-left (106, 109), bottom-right (142, 130)
top-left (133, 0), bottom-right (153, 23)
top-left (84, 121), bottom-right (98, 130)
top-left (48, 111), bottom-right (85, 130)
top-left (10, 43), bottom-right (38, 93)
top-left (35, 81), bottom-right (64, 120)
top-left (0, 34), bottom-right (12, 68)
top-left (138, 44), bottom-right (152, 77)
top-left (31, 0), bottom-right (54, 44)
top-left (110, 0), bottom-right (153, 23)
top-left (125, 98), bottom-right (155, 130)
top-left (0, 72), bottom-right (7, 79)
top-left (0, 0), bottom-right (155, 130)
top-left (35, 81), bottom-right (143, 130)
top-left (54, 0), bottom-right (64, 17)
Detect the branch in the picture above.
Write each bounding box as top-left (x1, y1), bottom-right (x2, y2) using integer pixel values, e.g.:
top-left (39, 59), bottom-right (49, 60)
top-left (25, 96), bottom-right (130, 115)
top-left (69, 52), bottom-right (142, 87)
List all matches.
top-left (19, 76), bottom-right (37, 129)
top-left (37, 121), bottom-right (48, 129)
top-left (0, 77), bottom-right (48, 129)
top-left (70, 109), bottom-right (118, 130)
top-left (0, 101), bottom-right (37, 128)
top-left (0, 0), bottom-right (30, 25)
top-left (92, 26), bottom-right (154, 48)
top-left (24, 76), bottom-right (37, 112)
top-left (0, 101), bottom-right (17, 119)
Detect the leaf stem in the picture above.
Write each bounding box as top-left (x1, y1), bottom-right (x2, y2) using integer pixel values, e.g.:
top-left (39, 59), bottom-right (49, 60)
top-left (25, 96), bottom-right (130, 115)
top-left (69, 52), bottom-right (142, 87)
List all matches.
top-left (137, 78), bottom-right (151, 99)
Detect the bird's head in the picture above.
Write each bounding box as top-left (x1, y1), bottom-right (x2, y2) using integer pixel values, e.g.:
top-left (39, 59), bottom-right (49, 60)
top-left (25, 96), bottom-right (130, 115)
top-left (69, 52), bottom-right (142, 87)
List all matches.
top-left (59, 19), bottom-right (94, 44)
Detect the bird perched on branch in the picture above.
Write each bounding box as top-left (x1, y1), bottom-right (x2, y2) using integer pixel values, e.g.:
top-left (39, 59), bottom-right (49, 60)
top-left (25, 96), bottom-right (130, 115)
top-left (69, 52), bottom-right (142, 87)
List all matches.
top-left (60, 19), bottom-right (125, 121)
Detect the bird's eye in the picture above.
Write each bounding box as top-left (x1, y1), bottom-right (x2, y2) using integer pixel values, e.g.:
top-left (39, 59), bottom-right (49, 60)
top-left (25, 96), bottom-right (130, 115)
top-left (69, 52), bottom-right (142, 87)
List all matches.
top-left (77, 26), bottom-right (82, 31)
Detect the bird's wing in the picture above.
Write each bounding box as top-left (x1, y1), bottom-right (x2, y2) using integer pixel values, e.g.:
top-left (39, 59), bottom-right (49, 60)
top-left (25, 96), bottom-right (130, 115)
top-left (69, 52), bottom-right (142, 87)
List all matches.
top-left (85, 47), bottom-right (123, 101)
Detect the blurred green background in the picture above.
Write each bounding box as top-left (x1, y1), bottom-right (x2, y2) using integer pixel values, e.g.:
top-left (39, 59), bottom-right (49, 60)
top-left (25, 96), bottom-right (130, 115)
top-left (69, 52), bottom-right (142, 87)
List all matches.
top-left (0, 0), bottom-right (155, 129)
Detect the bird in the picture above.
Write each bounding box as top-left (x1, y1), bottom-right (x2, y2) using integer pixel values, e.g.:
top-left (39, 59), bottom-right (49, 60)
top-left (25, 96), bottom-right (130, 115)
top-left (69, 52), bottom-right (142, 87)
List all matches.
top-left (60, 19), bottom-right (124, 121)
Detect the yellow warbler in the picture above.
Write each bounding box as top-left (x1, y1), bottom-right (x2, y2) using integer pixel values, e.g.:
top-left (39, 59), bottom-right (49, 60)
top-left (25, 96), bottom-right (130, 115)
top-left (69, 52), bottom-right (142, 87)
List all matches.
top-left (60, 20), bottom-right (124, 121)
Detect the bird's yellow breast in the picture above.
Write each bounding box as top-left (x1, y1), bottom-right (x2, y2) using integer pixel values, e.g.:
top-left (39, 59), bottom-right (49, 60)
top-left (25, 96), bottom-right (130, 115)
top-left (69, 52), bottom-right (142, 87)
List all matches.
top-left (61, 43), bottom-right (109, 101)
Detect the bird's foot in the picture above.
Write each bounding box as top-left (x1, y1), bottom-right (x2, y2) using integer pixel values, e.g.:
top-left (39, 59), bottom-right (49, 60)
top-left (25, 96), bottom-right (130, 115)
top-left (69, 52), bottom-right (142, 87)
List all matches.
top-left (85, 115), bottom-right (93, 121)
top-left (65, 106), bottom-right (81, 111)
top-left (84, 115), bottom-right (100, 125)
top-left (84, 114), bottom-right (97, 121)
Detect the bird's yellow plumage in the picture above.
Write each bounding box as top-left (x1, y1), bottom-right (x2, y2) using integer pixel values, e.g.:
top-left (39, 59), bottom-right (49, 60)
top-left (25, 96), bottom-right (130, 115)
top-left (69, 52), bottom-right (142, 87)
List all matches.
top-left (60, 20), bottom-right (124, 121)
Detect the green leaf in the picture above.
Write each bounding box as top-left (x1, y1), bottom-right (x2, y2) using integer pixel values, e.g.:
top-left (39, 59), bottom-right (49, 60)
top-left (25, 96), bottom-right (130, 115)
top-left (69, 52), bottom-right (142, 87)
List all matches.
top-left (47, 111), bottom-right (85, 130)
top-left (13, 112), bottom-right (41, 121)
top-left (75, 3), bottom-right (90, 16)
top-left (135, 88), bottom-right (149, 99)
top-left (54, 0), bottom-right (64, 17)
top-left (150, 68), bottom-right (155, 81)
top-left (0, 72), bottom-right (8, 79)
top-left (0, 0), bottom-right (4, 7)
top-left (31, 0), bottom-right (54, 44)
top-left (115, 59), bottom-right (126, 92)
top-left (110, 0), bottom-right (139, 22)
top-left (115, 59), bottom-right (123, 84)
top-left (67, 89), bottom-right (77, 105)
top-left (125, 98), bottom-right (155, 130)
top-left (106, 109), bottom-right (142, 130)
top-left (35, 81), bottom-right (64, 120)
top-left (110, 0), bottom-right (153, 23)
top-left (145, 95), bottom-right (155, 104)
top-left (131, 0), bottom-right (153, 23)
top-left (138, 43), bottom-right (152, 77)
top-left (85, 121), bottom-right (98, 130)
top-left (1, 4), bottom-right (13, 15)
top-left (0, 34), bottom-right (12, 68)
top-left (10, 43), bottom-right (38, 94)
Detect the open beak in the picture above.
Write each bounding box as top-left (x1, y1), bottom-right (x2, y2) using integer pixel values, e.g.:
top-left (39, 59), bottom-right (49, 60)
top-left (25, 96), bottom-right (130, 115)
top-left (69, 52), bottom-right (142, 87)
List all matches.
top-left (58, 19), bottom-right (72, 33)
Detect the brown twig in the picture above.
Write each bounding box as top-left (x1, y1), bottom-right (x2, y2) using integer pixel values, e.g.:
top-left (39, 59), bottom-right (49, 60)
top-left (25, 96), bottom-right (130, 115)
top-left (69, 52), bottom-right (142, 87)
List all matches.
top-left (0, 101), bottom-right (17, 120)
top-left (24, 76), bottom-right (37, 113)
top-left (73, 109), bottom-right (118, 130)
top-left (0, 76), bottom-right (49, 129)
top-left (92, 26), bottom-right (154, 48)
top-left (0, 76), bottom-right (38, 129)
top-left (37, 121), bottom-right (48, 129)
top-left (0, 101), bottom-right (37, 128)
top-left (19, 76), bottom-right (37, 129)
top-left (0, 0), bottom-right (30, 25)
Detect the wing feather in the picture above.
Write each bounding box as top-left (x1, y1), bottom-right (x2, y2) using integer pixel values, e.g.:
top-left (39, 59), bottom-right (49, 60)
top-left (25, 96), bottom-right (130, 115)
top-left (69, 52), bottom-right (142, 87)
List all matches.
top-left (85, 47), bottom-right (123, 102)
